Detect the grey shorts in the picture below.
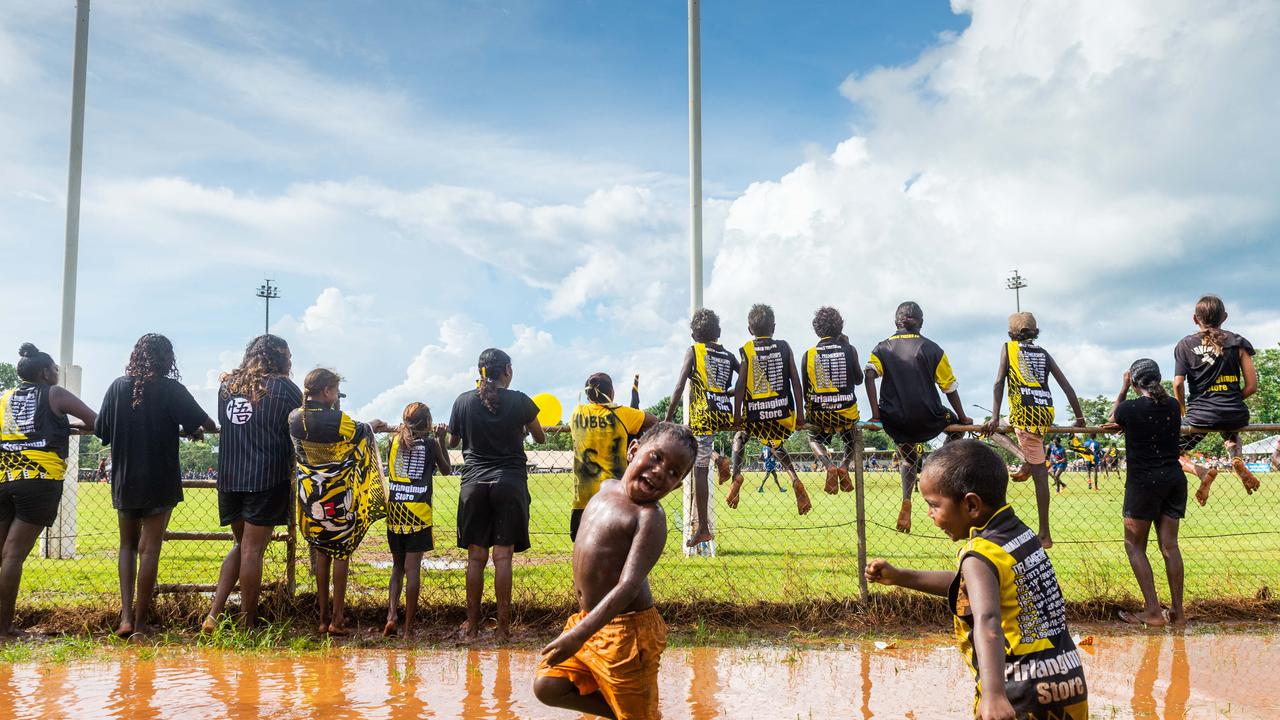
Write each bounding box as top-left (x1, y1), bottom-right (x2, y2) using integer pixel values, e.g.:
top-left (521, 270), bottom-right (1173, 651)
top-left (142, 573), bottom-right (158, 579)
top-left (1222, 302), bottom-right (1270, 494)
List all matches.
top-left (695, 435), bottom-right (714, 468)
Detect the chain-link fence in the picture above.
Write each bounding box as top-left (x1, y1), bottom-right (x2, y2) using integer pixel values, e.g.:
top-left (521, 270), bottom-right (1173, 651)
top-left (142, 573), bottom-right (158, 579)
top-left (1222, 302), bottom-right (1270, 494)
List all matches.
top-left (17, 425), bottom-right (1280, 620)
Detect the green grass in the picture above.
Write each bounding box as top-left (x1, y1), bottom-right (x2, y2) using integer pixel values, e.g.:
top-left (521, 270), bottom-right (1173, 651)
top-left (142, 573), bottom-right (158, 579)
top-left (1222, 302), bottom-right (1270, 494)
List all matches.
top-left (17, 469), bottom-right (1280, 613)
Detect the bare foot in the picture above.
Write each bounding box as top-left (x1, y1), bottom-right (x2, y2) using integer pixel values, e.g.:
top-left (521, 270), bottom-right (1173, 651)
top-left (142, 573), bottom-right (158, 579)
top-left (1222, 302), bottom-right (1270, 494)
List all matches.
top-left (317, 622), bottom-right (329, 635)
top-left (383, 620), bottom-right (398, 638)
top-left (715, 456), bottom-right (731, 485)
top-left (326, 623), bottom-right (349, 636)
top-left (494, 625), bottom-right (511, 643)
top-left (793, 481), bottom-right (812, 515)
top-left (1039, 533), bottom-right (1054, 550)
top-left (1195, 469), bottom-right (1217, 507)
top-left (400, 625), bottom-right (414, 640)
top-left (896, 500), bottom-right (912, 533)
top-left (456, 623), bottom-right (479, 644)
top-left (1232, 458), bottom-right (1260, 494)
top-left (1119, 609), bottom-right (1166, 627)
top-left (686, 529), bottom-right (714, 548)
top-left (725, 475), bottom-right (744, 509)
top-left (1164, 608), bottom-right (1186, 626)
top-left (200, 615), bottom-right (218, 634)
top-left (838, 468), bottom-right (853, 493)
top-left (0, 629), bottom-right (29, 643)
top-left (1010, 466), bottom-right (1031, 482)
top-left (823, 468), bottom-right (839, 495)
top-left (115, 622), bottom-right (134, 639)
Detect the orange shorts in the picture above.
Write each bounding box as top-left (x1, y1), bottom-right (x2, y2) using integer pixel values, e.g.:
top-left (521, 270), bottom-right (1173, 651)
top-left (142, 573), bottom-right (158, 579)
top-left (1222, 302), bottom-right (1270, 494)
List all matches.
top-left (1015, 428), bottom-right (1046, 465)
top-left (536, 607), bottom-right (667, 720)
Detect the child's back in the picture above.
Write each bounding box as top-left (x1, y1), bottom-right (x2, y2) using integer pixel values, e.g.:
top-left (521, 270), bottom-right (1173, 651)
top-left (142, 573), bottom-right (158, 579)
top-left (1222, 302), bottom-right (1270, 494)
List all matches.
top-left (867, 331), bottom-right (956, 442)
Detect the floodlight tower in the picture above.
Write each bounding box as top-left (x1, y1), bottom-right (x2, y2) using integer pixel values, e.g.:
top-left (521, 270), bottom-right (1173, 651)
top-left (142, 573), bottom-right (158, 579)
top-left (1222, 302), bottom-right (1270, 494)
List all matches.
top-left (256, 279), bottom-right (279, 334)
top-left (1006, 270), bottom-right (1028, 312)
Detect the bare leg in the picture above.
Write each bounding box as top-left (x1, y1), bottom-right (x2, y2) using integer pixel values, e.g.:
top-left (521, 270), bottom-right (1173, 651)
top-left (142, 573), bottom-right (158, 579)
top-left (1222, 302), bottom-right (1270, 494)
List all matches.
top-left (463, 545), bottom-right (488, 640)
top-left (1225, 438), bottom-right (1259, 493)
top-left (328, 558), bottom-right (349, 634)
top-left (775, 448), bottom-right (810, 515)
top-left (131, 510), bottom-right (173, 636)
top-left (1155, 515), bottom-right (1184, 624)
top-left (837, 430), bottom-right (855, 492)
top-left (237, 523), bottom-right (273, 627)
top-left (402, 552), bottom-right (422, 638)
top-left (725, 432), bottom-right (748, 509)
top-left (385, 551), bottom-right (405, 636)
top-left (314, 550), bottom-right (331, 633)
top-left (989, 432), bottom-right (1029, 479)
top-left (206, 520), bottom-right (245, 632)
top-left (492, 545), bottom-right (514, 641)
top-left (1180, 455), bottom-right (1217, 506)
top-left (896, 446), bottom-right (917, 533)
top-left (0, 519), bottom-right (44, 636)
top-left (809, 437), bottom-right (839, 495)
top-left (687, 463), bottom-right (713, 547)
top-left (533, 676), bottom-right (617, 719)
top-left (1120, 518), bottom-right (1166, 626)
top-left (1031, 464), bottom-right (1053, 549)
top-left (116, 513), bottom-right (142, 637)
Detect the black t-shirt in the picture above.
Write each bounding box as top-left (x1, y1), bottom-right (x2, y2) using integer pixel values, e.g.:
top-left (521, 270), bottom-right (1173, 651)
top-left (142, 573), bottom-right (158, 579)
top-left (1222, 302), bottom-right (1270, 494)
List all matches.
top-left (1173, 330), bottom-right (1254, 426)
top-left (95, 376), bottom-right (212, 510)
top-left (448, 388), bottom-right (539, 485)
top-left (217, 376), bottom-right (302, 493)
top-left (866, 333), bottom-right (958, 443)
top-left (1114, 396), bottom-right (1184, 485)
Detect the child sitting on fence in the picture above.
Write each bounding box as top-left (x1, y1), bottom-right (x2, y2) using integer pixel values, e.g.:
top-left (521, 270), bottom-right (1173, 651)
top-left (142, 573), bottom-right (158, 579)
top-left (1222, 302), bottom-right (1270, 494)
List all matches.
top-left (865, 439), bottom-right (1088, 720)
top-left (1173, 295), bottom-right (1260, 505)
top-left (664, 308), bottom-right (737, 546)
top-left (801, 307), bottom-right (863, 496)
top-left (725, 304), bottom-right (812, 515)
top-left (534, 422), bottom-right (697, 720)
top-left (370, 402), bottom-right (451, 638)
top-left (569, 373), bottom-right (657, 540)
top-left (1109, 359), bottom-right (1186, 626)
top-left (864, 302), bottom-right (972, 533)
top-left (981, 312), bottom-right (1087, 549)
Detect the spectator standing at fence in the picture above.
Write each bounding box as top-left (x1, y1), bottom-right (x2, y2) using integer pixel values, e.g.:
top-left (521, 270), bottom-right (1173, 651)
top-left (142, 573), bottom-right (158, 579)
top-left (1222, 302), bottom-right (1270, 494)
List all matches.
top-left (865, 440), bottom-right (1088, 719)
top-left (0, 344), bottom-right (97, 640)
top-left (289, 368), bottom-right (385, 635)
top-left (569, 373), bottom-right (656, 541)
top-left (1174, 295), bottom-right (1260, 505)
top-left (981, 312), bottom-right (1087, 549)
top-left (664, 308), bottom-right (736, 547)
top-left (370, 402), bottom-right (451, 638)
top-left (448, 348), bottom-right (545, 641)
top-left (96, 334), bottom-right (215, 638)
top-left (802, 307), bottom-right (863, 496)
top-left (1109, 359), bottom-right (1187, 626)
top-left (202, 334), bottom-right (301, 632)
top-left (864, 302), bottom-right (972, 534)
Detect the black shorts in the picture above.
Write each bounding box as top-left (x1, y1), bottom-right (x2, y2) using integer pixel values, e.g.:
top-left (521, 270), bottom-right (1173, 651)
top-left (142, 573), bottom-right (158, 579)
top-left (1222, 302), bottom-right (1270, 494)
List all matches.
top-left (1179, 407), bottom-right (1248, 454)
top-left (219, 483), bottom-right (291, 527)
top-left (117, 505), bottom-right (174, 520)
top-left (570, 508), bottom-right (584, 541)
top-left (457, 481), bottom-right (530, 552)
top-left (388, 527), bottom-right (434, 555)
top-left (883, 409), bottom-right (960, 445)
top-left (1123, 476), bottom-right (1188, 521)
top-left (808, 427), bottom-right (855, 448)
top-left (0, 479), bottom-right (63, 527)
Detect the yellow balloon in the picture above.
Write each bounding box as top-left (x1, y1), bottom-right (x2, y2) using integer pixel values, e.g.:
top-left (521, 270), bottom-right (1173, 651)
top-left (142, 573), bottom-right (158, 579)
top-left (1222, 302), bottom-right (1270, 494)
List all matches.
top-left (532, 393), bottom-right (562, 427)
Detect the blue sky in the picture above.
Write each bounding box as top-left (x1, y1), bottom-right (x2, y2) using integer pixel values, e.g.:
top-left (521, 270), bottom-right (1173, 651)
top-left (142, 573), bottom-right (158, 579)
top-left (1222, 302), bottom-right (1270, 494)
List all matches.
top-left (1, 0), bottom-right (1276, 423)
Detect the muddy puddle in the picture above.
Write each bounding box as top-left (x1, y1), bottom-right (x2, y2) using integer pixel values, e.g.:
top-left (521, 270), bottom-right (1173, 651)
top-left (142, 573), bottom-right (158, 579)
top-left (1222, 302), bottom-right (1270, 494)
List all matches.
top-left (1, 631), bottom-right (1275, 719)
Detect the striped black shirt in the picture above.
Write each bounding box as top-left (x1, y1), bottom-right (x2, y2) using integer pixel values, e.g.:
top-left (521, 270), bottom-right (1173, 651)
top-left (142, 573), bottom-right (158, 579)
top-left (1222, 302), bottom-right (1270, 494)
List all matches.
top-left (217, 376), bottom-right (302, 493)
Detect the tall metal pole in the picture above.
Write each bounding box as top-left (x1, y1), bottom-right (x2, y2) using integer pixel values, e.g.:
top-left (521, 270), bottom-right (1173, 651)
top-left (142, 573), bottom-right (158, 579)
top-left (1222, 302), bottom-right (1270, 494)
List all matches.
top-left (256, 279), bottom-right (279, 335)
top-left (1006, 270), bottom-right (1027, 312)
top-left (60, 0), bottom-right (90, 369)
top-left (688, 0), bottom-right (703, 315)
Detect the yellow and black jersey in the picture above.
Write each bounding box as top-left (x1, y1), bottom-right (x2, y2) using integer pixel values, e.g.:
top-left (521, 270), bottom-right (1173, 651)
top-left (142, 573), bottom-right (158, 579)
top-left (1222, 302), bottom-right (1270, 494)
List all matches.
top-left (866, 333), bottom-right (957, 443)
top-left (570, 402), bottom-right (646, 510)
top-left (740, 337), bottom-right (795, 423)
top-left (386, 436), bottom-right (437, 534)
top-left (1005, 341), bottom-right (1055, 433)
top-left (949, 506), bottom-right (1088, 719)
top-left (0, 383), bottom-right (70, 482)
top-left (803, 338), bottom-right (862, 430)
top-left (687, 342), bottom-right (738, 436)
top-left (288, 401), bottom-right (386, 559)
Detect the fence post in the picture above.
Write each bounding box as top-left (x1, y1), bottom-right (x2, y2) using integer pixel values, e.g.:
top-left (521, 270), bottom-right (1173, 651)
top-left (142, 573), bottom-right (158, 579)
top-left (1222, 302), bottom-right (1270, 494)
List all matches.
top-left (286, 474), bottom-right (298, 597)
top-left (853, 426), bottom-right (868, 602)
top-left (45, 364), bottom-right (81, 559)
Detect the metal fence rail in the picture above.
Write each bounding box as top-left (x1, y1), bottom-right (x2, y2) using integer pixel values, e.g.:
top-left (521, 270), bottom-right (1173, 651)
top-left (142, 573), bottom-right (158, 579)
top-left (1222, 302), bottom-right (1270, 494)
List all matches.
top-left (19, 424), bottom-right (1279, 620)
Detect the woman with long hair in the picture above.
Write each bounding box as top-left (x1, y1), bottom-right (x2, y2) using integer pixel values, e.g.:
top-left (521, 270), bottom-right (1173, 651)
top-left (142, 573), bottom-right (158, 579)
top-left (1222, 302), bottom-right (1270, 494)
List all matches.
top-left (96, 334), bottom-right (215, 638)
top-left (447, 348), bottom-right (545, 641)
top-left (0, 344), bottom-right (97, 639)
top-left (203, 335), bottom-right (301, 631)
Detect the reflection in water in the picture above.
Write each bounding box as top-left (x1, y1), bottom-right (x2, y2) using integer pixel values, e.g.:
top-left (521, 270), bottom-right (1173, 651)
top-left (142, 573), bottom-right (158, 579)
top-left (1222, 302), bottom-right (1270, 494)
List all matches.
top-left (0, 632), bottom-right (1274, 719)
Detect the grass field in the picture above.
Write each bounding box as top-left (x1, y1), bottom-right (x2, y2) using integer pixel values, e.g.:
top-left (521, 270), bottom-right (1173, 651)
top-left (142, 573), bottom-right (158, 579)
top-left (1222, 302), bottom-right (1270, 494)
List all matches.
top-left (18, 466), bottom-right (1279, 616)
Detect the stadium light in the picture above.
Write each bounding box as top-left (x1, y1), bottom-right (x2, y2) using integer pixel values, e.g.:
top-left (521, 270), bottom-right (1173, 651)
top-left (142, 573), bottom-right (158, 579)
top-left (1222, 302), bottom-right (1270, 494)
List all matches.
top-left (256, 279), bottom-right (280, 334)
top-left (1006, 270), bottom-right (1028, 312)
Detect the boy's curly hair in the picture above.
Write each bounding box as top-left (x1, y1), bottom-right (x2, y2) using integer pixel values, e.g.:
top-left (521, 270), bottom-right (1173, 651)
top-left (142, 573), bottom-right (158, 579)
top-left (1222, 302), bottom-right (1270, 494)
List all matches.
top-left (812, 306), bottom-right (843, 338)
top-left (637, 421), bottom-right (698, 478)
top-left (923, 439), bottom-right (1007, 507)
top-left (690, 308), bottom-right (721, 344)
top-left (747, 304), bottom-right (775, 336)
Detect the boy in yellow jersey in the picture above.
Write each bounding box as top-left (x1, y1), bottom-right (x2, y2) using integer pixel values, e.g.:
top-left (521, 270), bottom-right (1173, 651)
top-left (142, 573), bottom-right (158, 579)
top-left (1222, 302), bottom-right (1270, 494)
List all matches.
top-left (866, 440), bottom-right (1088, 720)
top-left (980, 312), bottom-right (1086, 549)
top-left (865, 302), bottom-right (972, 533)
top-left (665, 309), bottom-right (737, 546)
top-left (725, 304), bottom-right (812, 515)
top-left (570, 373), bottom-right (657, 540)
top-left (802, 307), bottom-right (863, 495)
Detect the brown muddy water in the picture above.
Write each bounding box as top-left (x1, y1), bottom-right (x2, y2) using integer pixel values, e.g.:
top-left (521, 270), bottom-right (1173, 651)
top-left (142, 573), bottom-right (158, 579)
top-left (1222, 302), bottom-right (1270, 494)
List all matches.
top-left (0, 631), bottom-right (1275, 719)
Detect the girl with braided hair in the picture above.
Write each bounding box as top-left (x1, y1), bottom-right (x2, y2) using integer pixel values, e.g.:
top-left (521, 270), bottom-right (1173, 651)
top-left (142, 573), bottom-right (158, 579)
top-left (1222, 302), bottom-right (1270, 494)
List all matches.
top-left (1109, 359), bottom-right (1186, 626)
top-left (96, 333), bottom-right (215, 638)
top-left (203, 335), bottom-right (301, 632)
top-left (447, 348), bottom-right (545, 641)
top-left (0, 344), bottom-right (97, 640)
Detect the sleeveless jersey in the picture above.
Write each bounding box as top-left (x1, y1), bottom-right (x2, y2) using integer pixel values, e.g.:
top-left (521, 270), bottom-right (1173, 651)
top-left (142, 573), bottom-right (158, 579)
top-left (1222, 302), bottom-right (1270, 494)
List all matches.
top-left (949, 506), bottom-right (1088, 719)
top-left (740, 337), bottom-right (795, 423)
top-left (1005, 341), bottom-right (1055, 432)
top-left (687, 342), bottom-right (737, 435)
top-left (0, 383), bottom-right (70, 482)
top-left (803, 338), bottom-right (860, 429)
top-left (386, 436), bottom-right (436, 534)
top-left (570, 402), bottom-right (647, 510)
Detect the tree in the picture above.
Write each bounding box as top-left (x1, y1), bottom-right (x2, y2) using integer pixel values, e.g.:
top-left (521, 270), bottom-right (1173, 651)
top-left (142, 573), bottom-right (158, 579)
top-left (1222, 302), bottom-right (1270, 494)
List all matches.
top-left (646, 395), bottom-right (682, 424)
top-left (0, 362), bottom-right (16, 391)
